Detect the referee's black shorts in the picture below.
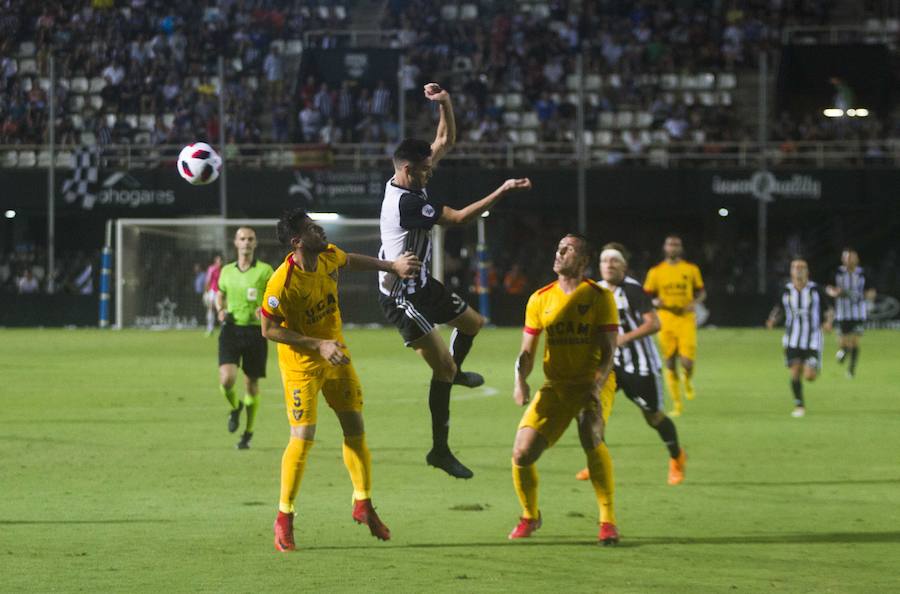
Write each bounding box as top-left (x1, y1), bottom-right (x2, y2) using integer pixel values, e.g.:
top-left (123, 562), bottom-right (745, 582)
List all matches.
top-left (218, 323), bottom-right (268, 378)
top-left (379, 278), bottom-right (469, 346)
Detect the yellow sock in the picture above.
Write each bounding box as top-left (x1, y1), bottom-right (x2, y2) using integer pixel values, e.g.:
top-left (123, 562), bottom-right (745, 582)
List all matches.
top-left (342, 434), bottom-right (372, 502)
top-left (512, 461), bottom-right (539, 519)
top-left (279, 437), bottom-right (314, 514)
top-left (664, 368), bottom-right (682, 407)
top-left (585, 442), bottom-right (616, 524)
top-left (681, 367), bottom-right (695, 400)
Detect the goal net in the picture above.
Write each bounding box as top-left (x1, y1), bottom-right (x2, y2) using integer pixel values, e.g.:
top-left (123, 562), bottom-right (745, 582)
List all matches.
top-left (113, 217), bottom-right (388, 329)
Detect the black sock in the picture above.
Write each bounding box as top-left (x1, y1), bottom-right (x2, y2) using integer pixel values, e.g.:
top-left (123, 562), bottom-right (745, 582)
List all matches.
top-left (791, 378), bottom-right (803, 406)
top-left (655, 416), bottom-right (681, 459)
top-left (428, 379), bottom-right (453, 452)
top-left (849, 346), bottom-right (859, 374)
top-left (450, 329), bottom-right (476, 372)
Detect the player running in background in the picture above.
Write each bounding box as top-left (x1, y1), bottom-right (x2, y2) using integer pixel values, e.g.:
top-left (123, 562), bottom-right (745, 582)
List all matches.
top-left (575, 243), bottom-right (686, 486)
top-left (378, 81), bottom-right (531, 479)
top-left (215, 227), bottom-right (274, 449)
top-left (643, 234), bottom-right (705, 417)
top-left (262, 208), bottom-right (420, 552)
top-left (508, 234), bottom-right (620, 544)
top-left (766, 257), bottom-right (834, 418)
top-left (203, 254), bottom-right (223, 335)
top-left (826, 248), bottom-right (871, 378)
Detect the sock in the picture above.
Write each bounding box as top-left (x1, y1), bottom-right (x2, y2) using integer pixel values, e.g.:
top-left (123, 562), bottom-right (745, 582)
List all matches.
top-left (512, 461), bottom-right (539, 519)
top-left (655, 416), bottom-right (681, 459)
top-left (243, 393), bottom-right (259, 433)
top-left (450, 328), bottom-right (476, 372)
top-left (220, 384), bottom-right (238, 410)
top-left (428, 379), bottom-right (452, 452)
top-left (836, 348), bottom-right (846, 362)
top-left (279, 437), bottom-right (314, 514)
top-left (342, 434), bottom-right (372, 501)
top-left (584, 442), bottom-right (616, 524)
top-left (849, 347), bottom-right (859, 374)
top-left (791, 378), bottom-right (803, 407)
top-left (664, 368), bottom-right (682, 405)
top-left (681, 366), bottom-right (695, 396)
top-left (206, 308), bottom-right (215, 332)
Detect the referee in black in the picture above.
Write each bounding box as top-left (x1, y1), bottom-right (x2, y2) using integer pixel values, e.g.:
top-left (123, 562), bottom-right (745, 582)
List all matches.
top-left (575, 242), bottom-right (687, 486)
top-left (767, 256), bottom-right (834, 417)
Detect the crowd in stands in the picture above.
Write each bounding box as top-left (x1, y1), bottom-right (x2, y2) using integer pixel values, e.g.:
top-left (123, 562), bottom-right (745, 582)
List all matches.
top-left (0, 0), bottom-right (352, 148)
top-left (2, 0), bottom-right (896, 156)
top-left (0, 247), bottom-right (95, 295)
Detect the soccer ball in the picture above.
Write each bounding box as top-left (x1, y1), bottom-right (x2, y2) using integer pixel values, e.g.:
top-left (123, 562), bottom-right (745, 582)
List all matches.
top-left (177, 142), bottom-right (222, 185)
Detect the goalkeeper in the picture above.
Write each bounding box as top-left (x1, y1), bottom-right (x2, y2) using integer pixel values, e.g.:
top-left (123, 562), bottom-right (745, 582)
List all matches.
top-left (215, 226), bottom-right (275, 449)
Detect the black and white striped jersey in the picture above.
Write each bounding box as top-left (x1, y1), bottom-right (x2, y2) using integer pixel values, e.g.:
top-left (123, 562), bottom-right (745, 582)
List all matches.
top-left (780, 281), bottom-right (828, 350)
top-left (834, 265), bottom-right (867, 321)
top-left (600, 276), bottom-right (662, 377)
top-left (378, 178), bottom-right (442, 297)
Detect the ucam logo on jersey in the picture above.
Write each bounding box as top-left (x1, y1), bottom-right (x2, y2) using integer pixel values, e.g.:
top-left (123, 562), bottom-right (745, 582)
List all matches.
top-left (422, 204), bottom-right (435, 218)
top-left (268, 295), bottom-right (280, 309)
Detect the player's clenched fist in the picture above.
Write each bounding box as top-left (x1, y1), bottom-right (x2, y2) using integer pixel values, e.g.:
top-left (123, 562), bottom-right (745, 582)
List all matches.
top-left (424, 82), bottom-right (449, 102)
top-left (500, 178), bottom-right (532, 194)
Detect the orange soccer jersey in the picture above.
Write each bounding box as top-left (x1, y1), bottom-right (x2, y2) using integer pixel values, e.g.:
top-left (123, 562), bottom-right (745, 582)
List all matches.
top-left (262, 245), bottom-right (349, 373)
top-left (643, 260), bottom-right (704, 313)
top-left (524, 279), bottom-right (620, 384)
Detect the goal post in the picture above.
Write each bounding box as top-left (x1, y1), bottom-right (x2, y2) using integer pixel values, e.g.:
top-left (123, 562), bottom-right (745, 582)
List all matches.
top-left (112, 217), bottom-right (388, 329)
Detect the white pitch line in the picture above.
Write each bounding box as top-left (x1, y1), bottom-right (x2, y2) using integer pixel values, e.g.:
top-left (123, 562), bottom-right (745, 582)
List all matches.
top-left (371, 385), bottom-right (500, 405)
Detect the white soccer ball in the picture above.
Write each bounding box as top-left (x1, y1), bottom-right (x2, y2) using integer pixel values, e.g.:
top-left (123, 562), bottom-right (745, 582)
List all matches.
top-left (177, 142), bottom-right (222, 185)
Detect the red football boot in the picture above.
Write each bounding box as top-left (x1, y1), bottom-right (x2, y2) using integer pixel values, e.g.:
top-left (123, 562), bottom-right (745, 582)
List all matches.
top-left (508, 515), bottom-right (542, 540)
top-left (352, 499), bottom-right (391, 541)
top-left (273, 511), bottom-right (295, 552)
top-left (598, 522), bottom-right (620, 546)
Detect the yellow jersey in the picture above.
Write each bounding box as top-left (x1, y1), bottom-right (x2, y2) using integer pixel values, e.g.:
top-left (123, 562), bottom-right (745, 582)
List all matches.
top-left (643, 260), bottom-right (704, 312)
top-left (261, 245), bottom-right (348, 373)
top-left (524, 279), bottom-right (619, 384)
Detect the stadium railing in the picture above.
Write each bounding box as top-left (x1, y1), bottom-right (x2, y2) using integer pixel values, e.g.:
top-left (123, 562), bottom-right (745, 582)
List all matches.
top-left (0, 140), bottom-right (897, 170)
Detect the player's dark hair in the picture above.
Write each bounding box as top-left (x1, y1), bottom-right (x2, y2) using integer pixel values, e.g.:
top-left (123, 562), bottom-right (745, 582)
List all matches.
top-left (276, 207), bottom-right (310, 246)
top-left (393, 138), bottom-right (432, 165)
top-left (790, 254), bottom-right (807, 264)
top-left (602, 241), bottom-right (631, 263)
top-left (842, 246), bottom-right (858, 254)
top-left (665, 233), bottom-right (682, 242)
top-left (564, 233), bottom-right (594, 261)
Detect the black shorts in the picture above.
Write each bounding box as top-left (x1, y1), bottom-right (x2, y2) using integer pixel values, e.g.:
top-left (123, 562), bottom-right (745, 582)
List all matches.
top-left (379, 278), bottom-right (469, 346)
top-left (837, 320), bottom-right (865, 335)
top-left (218, 323), bottom-right (268, 378)
top-left (616, 370), bottom-right (665, 413)
top-left (784, 347), bottom-right (821, 370)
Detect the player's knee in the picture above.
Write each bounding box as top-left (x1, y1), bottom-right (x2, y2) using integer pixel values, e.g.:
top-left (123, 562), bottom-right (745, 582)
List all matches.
top-left (681, 358), bottom-right (694, 371)
top-left (645, 411), bottom-right (664, 427)
top-left (433, 357), bottom-right (457, 382)
top-left (805, 370), bottom-right (817, 382)
top-left (512, 444), bottom-right (538, 466)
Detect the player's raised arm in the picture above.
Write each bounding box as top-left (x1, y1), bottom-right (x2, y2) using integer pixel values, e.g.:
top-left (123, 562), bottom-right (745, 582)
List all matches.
top-left (343, 251), bottom-right (421, 278)
top-left (438, 178), bottom-right (532, 226)
top-left (513, 330), bottom-right (539, 406)
top-left (424, 83), bottom-right (455, 164)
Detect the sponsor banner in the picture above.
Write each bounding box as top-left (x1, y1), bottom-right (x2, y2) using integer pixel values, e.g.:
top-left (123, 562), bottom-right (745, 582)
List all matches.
top-left (2, 167), bottom-right (898, 217)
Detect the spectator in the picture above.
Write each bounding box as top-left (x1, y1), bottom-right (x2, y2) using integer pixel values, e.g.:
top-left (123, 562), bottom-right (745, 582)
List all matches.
top-left (503, 263), bottom-right (529, 295)
top-left (17, 268), bottom-right (39, 294)
top-left (298, 100), bottom-right (322, 143)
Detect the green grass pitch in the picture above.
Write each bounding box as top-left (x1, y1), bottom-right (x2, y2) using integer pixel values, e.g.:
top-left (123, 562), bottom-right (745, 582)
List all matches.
top-left (2, 327), bottom-right (899, 593)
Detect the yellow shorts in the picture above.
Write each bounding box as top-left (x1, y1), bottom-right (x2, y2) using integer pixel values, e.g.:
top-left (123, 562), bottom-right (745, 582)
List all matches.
top-left (657, 312), bottom-right (697, 361)
top-left (517, 372), bottom-right (617, 447)
top-left (281, 364), bottom-right (363, 426)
